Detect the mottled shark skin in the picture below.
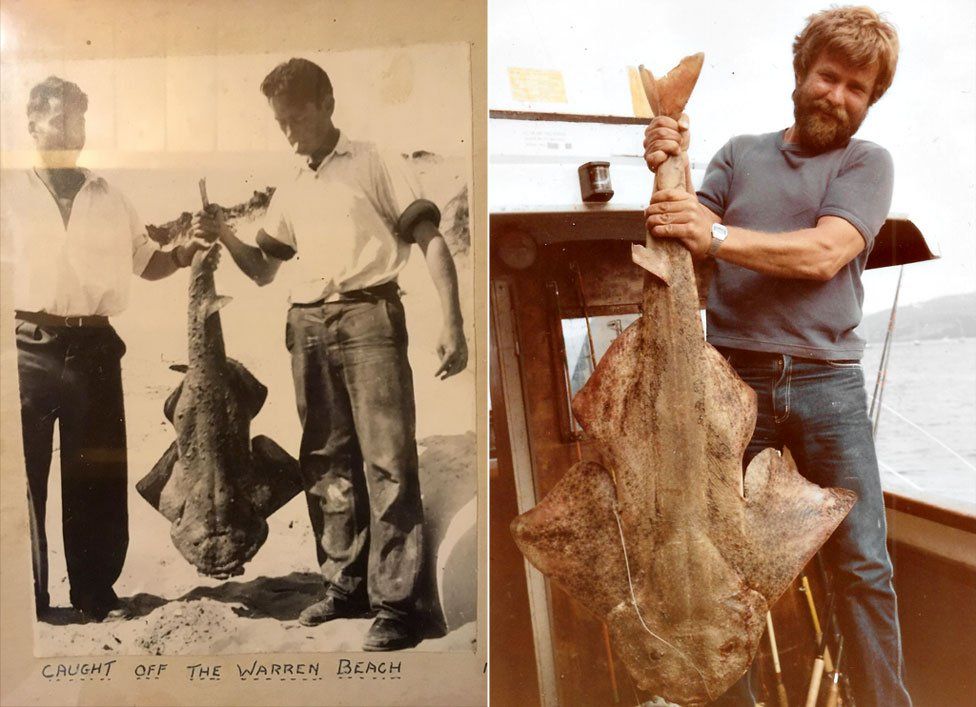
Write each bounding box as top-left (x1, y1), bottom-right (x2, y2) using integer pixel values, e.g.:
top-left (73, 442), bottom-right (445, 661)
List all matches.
top-left (137, 247), bottom-right (302, 579)
top-left (511, 55), bottom-right (857, 704)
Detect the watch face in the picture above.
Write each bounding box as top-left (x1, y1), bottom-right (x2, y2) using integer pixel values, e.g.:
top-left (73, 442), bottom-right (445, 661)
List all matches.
top-left (712, 223), bottom-right (728, 240)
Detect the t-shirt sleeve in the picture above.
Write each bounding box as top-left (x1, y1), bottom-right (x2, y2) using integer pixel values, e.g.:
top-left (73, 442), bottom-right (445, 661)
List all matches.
top-left (370, 149), bottom-right (440, 244)
top-left (124, 193), bottom-right (159, 276)
top-left (259, 183), bottom-right (298, 257)
top-left (818, 143), bottom-right (894, 247)
top-left (696, 139), bottom-right (736, 218)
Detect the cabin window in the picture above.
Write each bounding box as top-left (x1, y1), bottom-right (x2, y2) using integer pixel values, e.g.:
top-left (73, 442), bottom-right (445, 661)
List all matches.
top-left (559, 313), bottom-right (640, 437)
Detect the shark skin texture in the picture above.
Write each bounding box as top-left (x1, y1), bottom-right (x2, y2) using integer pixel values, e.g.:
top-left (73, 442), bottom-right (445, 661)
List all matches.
top-left (510, 54), bottom-right (857, 704)
top-left (137, 247), bottom-right (302, 579)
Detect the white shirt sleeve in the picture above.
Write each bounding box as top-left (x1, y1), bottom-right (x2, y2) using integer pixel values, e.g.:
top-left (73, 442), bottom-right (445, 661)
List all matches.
top-left (261, 182), bottom-right (297, 251)
top-left (371, 149), bottom-right (439, 243)
top-left (124, 193), bottom-right (159, 275)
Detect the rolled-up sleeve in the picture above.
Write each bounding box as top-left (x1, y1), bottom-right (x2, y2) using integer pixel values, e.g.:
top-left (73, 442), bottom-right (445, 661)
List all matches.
top-left (125, 194), bottom-right (158, 275)
top-left (260, 182), bottom-right (298, 253)
top-left (371, 149), bottom-right (440, 244)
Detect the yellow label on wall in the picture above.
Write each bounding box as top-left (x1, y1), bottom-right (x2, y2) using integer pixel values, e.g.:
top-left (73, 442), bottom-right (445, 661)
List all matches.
top-left (628, 66), bottom-right (653, 118)
top-left (508, 68), bottom-right (568, 103)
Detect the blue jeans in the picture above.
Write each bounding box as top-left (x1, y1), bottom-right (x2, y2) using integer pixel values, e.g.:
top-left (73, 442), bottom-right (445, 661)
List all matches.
top-left (712, 349), bottom-right (911, 707)
top-left (286, 286), bottom-right (424, 622)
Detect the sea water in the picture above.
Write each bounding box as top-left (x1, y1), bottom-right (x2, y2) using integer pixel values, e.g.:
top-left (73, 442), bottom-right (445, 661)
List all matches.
top-left (861, 337), bottom-right (976, 513)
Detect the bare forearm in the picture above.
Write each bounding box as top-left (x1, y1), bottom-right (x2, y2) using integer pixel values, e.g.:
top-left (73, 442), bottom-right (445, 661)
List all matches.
top-left (220, 225), bottom-right (278, 285)
top-left (141, 246), bottom-right (192, 280)
top-left (716, 222), bottom-right (862, 281)
top-left (418, 225), bottom-right (463, 327)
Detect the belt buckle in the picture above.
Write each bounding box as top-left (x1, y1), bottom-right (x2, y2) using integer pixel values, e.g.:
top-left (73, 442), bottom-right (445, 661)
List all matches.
top-left (65, 316), bottom-right (83, 328)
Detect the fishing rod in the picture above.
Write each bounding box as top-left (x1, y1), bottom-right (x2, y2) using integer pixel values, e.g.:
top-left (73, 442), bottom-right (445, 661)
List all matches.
top-left (570, 261), bottom-right (599, 373)
top-left (869, 265), bottom-right (904, 437)
top-left (766, 611), bottom-right (789, 707)
top-left (824, 637), bottom-right (845, 707)
top-left (804, 591), bottom-right (836, 707)
top-left (799, 576), bottom-right (835, 674)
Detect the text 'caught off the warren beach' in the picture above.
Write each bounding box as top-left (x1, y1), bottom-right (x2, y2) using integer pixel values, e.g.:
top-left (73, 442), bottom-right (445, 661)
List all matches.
top-left (39, 659), bottom-right (405, 683)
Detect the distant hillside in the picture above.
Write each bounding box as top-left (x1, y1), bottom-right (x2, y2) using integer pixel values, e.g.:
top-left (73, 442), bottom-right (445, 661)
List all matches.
top-left (857, 292), bottom-right (976, 342)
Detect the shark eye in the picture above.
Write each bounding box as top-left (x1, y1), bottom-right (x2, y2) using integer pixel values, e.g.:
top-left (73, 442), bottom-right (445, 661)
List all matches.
top-left (719, 639), bottom-right (738, 656)
top-left (648, 648), bottom-right (664, 661)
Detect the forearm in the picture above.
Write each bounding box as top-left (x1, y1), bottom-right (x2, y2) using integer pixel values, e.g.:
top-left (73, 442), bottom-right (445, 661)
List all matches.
top-left (220, 225), bottom-right (278, 285)
top-left (418, 224), bottom-right (463, 327)
top-left (140, 247), bottom-right (184, 280)
top-left (716, 224), bottom-right (860, 281)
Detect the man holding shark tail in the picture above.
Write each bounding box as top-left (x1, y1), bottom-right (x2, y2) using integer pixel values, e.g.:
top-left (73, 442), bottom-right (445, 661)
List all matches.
top-left (644, 6), bottom-right (909, 706)
top-left (193, 58), bottom-right (467, 651)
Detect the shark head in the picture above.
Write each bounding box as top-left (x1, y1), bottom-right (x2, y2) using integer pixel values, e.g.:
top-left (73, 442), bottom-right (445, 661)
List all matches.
top-left (171, 508), bottom-right (269, 579)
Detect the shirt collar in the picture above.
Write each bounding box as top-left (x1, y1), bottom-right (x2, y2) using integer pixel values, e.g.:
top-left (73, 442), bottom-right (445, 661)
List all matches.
top-left (29, 165), bottom-right (104, 192)
top-left (304, 131), bottom-right (353, 174)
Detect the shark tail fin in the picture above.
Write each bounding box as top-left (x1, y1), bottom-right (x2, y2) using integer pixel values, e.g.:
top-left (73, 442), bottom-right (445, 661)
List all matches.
top-left (639, 53), bottom-right (704, 118)
top-left (632, 243), bottom-right (672, 285)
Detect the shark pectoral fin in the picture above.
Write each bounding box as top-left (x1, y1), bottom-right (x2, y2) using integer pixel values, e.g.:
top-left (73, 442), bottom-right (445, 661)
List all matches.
top-left (632, 243), bottom-right (671, 285)
top-left (137, 441), bottom-right (182, 522)
top-left (163, 380), bottom-right (185, 424)
top-left (205, 295), bottom-right (233, 318)
top-left (572, 319), bottom-right (645, 441)
top-left (247, 435), bottom-right (303, 518)
top-left (226, 358), bottom-right (269, 419)
top-left (738, 447), bottom-right (857, 600)
top-left (511, 460), bottom-right (629, 617)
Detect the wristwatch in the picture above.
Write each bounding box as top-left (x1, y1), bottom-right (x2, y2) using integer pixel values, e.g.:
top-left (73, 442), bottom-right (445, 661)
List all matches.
top-left (708, 222), bottom-right (729, 257)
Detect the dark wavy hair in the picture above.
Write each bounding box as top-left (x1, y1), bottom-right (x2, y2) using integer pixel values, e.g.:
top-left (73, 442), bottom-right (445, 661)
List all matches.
top-left (260, 58), bottom-right (333, 106)
top-left (27, 76), bottom-right (88, 118)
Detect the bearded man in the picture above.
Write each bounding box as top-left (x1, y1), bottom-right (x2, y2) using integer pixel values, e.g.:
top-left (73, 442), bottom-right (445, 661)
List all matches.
top-left (643, 7), bottom-right (910, 706)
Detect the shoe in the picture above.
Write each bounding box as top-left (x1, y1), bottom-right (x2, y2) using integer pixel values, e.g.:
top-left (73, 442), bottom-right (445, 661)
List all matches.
top-left (362, 616), bottom-right (421, 652)
top-left (298, 595), bottom-right (373, 627)
top-left (77, 601), bottom-right (131, 623)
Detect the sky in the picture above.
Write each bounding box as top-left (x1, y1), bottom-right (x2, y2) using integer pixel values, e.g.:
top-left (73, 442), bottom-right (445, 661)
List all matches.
top-left (489, 0), bottom-right (976, 315)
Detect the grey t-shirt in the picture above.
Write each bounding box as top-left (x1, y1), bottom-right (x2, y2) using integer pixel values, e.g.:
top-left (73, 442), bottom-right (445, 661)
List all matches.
top-left (697, 130), bottom-right (894, 360)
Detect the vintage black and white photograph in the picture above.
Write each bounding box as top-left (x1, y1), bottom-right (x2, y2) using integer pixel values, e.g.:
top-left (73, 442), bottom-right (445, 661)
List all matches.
top-left (0, 1), bottom-right (480, 685)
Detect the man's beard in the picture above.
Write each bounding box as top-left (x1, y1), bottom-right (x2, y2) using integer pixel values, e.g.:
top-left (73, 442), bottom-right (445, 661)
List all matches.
top-left (791, 87), bottom-right (866, 153)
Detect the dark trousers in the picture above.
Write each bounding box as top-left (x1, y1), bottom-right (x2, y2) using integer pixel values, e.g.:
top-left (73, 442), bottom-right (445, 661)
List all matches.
top-left (16, 319), bottom-right (129, 615)
top-left (286, 290), bottom-right (424, 621)
top-left (712, 350), bottom-right (911, 707)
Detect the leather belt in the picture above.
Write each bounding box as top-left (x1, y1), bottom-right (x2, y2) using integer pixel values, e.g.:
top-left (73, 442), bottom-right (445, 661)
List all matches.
top-left (291, 280), bottom-right (401, 308)
top-left (15, 310), bottom-right (111, 328)
top-left (714, 346), bottom-right (858, 366)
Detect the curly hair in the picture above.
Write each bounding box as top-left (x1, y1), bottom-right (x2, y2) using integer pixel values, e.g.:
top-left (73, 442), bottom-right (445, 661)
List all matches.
top-left (27, 76), bottom-right (88, 118)
top-left (793, 6), bottom-right (899, 104)
top-left (260, 58), bottom-right (333, 106)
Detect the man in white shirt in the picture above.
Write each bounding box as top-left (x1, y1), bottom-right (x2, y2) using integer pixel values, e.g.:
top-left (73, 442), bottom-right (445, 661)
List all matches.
top-left (193, 58), bottom-right (467, 651)
top-left (4, 76), bottom-right (210, 622)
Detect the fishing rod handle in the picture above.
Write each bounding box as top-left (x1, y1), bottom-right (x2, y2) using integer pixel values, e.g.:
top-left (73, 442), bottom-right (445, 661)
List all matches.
top-left (804, 657), bottom-right (826, 707)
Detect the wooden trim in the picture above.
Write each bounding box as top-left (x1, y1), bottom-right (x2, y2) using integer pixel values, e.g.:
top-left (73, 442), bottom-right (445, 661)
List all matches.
top-left (490, 109), bottom-right (650, 126)
top-left (884, 491), bottom-right (976, 534)
top-left (490, 279), bottom-right (560, 707)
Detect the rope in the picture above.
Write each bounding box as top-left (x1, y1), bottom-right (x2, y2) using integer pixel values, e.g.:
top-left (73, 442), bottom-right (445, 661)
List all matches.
top-left (611, 506), bottom-right (713, 702)
top-left (880, 402), bottom-right (976, 472)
